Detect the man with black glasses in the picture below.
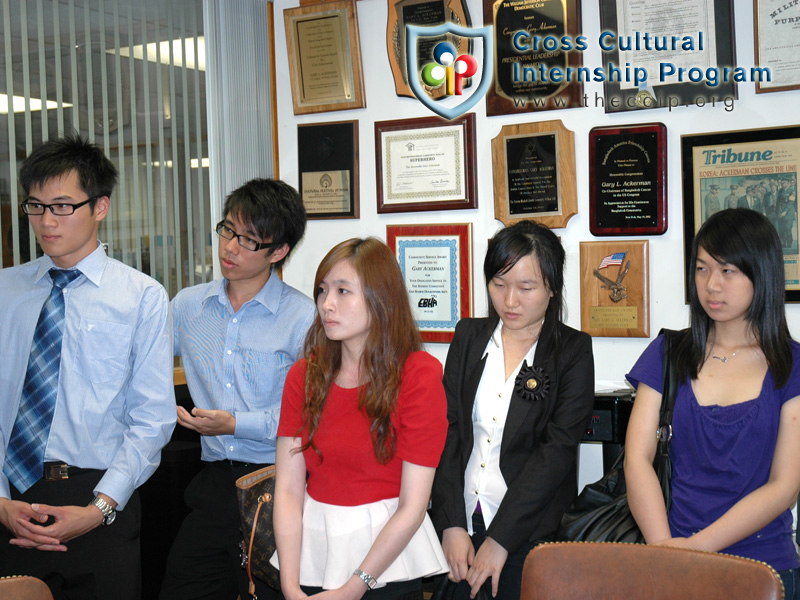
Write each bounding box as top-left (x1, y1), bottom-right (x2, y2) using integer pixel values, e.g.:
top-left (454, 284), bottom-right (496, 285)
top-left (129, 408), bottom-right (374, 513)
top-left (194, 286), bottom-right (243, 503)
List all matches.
top-left (161, 178), bottom-right (313, 600)
top-left (0, 136), bottom-right (176, 599)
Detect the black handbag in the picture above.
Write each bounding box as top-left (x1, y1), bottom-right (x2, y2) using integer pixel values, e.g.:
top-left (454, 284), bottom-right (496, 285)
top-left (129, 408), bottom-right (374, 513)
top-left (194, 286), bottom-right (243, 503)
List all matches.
top-left (556, 328), bottom-right (680, 543)
top-left (236, 465), bottom-right (281, 597)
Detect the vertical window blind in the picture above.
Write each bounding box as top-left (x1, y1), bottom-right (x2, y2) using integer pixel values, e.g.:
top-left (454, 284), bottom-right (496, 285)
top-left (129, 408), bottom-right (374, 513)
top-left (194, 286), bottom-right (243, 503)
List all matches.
top-left (0, 0), bottom-right (210, 296)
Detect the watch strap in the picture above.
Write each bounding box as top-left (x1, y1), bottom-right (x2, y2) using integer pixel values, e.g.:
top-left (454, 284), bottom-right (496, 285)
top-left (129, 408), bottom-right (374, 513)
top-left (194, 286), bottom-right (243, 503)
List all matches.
top-left (353, 569), bottom-right (377, 590)
top-left (89, 496), bottom-right (116, 525)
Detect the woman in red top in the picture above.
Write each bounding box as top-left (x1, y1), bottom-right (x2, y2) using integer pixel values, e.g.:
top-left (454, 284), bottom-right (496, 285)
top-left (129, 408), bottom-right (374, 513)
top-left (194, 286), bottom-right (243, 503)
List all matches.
top-left (273, 238), bottom-right (449, 600)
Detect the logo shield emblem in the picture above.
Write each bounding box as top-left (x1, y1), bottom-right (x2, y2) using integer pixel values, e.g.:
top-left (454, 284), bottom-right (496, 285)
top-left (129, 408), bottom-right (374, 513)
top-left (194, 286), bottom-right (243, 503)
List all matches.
top-left (406, 23), bottom-right (493, 120)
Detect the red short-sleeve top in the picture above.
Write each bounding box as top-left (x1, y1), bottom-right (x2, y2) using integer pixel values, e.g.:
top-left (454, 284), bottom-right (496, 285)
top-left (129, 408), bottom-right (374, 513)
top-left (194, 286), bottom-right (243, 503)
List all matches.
top-left (277, 351), bottom-right (447, 506)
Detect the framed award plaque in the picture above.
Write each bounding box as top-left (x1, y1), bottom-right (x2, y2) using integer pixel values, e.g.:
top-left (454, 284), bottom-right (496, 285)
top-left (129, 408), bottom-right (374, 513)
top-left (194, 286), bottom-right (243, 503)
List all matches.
top-left (491, 120), bottom-right (577, 229)
top-left (599, 0), bottom-right (736, 112)
top-left (589, 123), bottom-right (667, 236)
top-left (284, 0), bottom-right (366, 115)
top-left (375, 114), bottom-right (478, 214)
top-left (754, 0), bottom-right (800, 93)
top-left (386, 0), bottom-right (472, 99)
top-left (297, 120), bottom-right (359, 220)
top-left (580, 240), bottom-right (650, 338)
top-left (386, 223), bottom-right (473, 343)
top-left (483, 0), bottom-right (584, 116)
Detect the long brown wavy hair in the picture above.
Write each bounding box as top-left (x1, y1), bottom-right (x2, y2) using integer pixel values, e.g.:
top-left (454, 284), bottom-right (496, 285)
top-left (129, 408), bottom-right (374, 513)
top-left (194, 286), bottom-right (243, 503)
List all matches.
top-left (299, 238), bottom-right (422, 464)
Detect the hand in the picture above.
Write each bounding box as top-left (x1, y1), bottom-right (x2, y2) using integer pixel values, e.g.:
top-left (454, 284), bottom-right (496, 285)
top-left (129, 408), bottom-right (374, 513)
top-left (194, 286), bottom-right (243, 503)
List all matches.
top-left (466, 536), bottom-right (508, 598)
top-left (281, 587), bottom-right (309, 600)
top-left (0, 498), bottom-right (62, 550)
top-left (177, 406), bottom-right (235, 436)
top-left (442, 527), bottom-right (474, 582)
top-left (12, 503), bottom-right (104, 551)
top-left (308, 577), bottom-right (365, 600)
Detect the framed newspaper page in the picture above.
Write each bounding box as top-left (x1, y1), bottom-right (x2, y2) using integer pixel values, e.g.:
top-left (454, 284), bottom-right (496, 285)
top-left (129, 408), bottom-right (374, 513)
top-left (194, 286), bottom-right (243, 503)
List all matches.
top-left (681, 125), bottom-right (800, 302)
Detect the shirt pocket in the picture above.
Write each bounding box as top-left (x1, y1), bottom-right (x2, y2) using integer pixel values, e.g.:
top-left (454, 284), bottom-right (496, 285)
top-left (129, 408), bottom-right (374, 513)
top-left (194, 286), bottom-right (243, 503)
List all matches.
top-left (73, 318), bottom-right (134, 382)
top-left (240, 350), bottom-right (290, 403)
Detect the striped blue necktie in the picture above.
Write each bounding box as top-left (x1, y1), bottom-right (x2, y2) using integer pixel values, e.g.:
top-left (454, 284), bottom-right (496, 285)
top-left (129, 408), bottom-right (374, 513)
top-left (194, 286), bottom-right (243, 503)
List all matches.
top-left (3, 268), bottom-right (80, 493)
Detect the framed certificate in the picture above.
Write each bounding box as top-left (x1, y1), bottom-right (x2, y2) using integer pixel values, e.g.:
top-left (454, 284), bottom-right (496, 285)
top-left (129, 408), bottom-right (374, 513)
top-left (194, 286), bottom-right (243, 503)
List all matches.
top-left (483, 0), bottom-right (584, 116)
top-left (589, 123), bottom-right (668, 236)
top-left (681, 125), bottom-right (800, 302)
top-left (375, 114), bottom-right (478, 214)
top-left (298, 121), bottom-right (359, 219)
top-left (491, 120), bottom-right (577, 229)
top-left (284, 0), bottom-right (366, 115)
top-left (754, 0), bottom-right (800, 93)
top-left (386, 223), bottom-right (473, 343)
top-left (599, 0), bottom-right (736, 112)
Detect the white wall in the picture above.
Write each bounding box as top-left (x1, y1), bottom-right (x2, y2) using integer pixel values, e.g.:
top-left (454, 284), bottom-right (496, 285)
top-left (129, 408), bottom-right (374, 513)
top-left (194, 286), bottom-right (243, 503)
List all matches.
top-left (274, 0), bottom-right (800, 384)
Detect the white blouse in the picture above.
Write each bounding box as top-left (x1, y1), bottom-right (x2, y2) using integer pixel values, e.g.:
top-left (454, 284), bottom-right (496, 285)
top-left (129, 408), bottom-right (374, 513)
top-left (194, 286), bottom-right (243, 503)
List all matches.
top-left (463, 321), bottom-right (538, 533)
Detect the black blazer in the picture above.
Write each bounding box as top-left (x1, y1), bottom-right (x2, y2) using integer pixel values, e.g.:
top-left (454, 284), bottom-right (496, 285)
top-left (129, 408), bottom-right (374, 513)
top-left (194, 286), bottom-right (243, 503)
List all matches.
top-left (430, 316), bottom-right (594, 554)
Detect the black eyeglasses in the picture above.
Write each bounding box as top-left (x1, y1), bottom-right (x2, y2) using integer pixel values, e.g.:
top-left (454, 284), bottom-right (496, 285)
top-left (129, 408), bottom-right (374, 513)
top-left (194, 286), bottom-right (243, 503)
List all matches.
top-left (215, 221), bottom-right (278, 252)
top-left (21, 196), bottom-right (99, 216)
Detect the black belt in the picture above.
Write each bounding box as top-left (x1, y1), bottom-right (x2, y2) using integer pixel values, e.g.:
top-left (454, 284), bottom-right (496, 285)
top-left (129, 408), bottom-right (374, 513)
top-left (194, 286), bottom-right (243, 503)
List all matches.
top-left (210, 459), bottom-right (271, 470)
top-left (43, 462), bottom-right (97, 481)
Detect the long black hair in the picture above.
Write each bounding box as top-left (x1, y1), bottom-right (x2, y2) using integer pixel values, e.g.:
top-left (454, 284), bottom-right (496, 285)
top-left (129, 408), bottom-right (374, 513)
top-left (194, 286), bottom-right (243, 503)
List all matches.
top-left (678, 208), bottom-right (792, 386)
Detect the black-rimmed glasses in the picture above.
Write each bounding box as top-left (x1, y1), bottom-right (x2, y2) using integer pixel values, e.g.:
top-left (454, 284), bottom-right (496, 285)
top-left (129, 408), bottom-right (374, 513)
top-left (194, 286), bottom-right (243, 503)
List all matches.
top-left (215, 221), bottom-right (278, 252)
top-left (21, 196), bottom-right (99, 216)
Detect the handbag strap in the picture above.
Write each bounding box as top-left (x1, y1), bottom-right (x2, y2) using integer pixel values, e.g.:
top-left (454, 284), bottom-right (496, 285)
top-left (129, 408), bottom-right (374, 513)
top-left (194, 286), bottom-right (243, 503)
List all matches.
top-left (658, 328), bottom-right (680, 428)
top-left (247, 493), bottom-right (270, 599)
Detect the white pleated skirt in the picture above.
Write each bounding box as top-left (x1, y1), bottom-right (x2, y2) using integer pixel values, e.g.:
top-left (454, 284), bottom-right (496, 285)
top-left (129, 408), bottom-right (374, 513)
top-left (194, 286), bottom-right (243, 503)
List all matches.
top-left (270, 492), bottom-right (449, 590)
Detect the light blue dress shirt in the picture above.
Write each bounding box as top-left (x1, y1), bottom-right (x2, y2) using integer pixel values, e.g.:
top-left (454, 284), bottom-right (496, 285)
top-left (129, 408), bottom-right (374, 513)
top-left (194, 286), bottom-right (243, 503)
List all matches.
top-left (172, 272), bottom-right (314, 465)
top-left (0, 244), bottom-right (176, 509)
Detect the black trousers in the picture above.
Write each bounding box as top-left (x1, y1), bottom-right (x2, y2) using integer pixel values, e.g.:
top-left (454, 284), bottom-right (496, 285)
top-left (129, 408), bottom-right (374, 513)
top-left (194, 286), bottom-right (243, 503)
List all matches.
top-left (0, 470), bottom-right (141, 600)
top-left (448, 512), bottom-right (544, 600)
top-left (159, 461), bottom-right (278, 600)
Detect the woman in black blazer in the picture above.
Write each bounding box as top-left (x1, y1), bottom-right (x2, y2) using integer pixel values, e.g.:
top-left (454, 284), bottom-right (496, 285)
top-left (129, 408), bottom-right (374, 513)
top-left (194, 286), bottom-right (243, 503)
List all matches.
top-left (431, 221), bottom-right (594, 599)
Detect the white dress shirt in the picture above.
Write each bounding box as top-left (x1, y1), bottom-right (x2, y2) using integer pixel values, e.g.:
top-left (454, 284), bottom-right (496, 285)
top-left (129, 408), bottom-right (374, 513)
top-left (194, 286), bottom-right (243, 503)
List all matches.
top-left (463, 321), bottom-right (538, 533)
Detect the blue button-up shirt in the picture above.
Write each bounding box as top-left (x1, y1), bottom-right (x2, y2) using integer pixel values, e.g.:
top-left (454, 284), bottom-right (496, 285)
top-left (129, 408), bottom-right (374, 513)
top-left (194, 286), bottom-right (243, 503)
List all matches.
top-left (0, 244), bottom-right (176, 509)
top-left (172, 272), bottom-right (314, 465)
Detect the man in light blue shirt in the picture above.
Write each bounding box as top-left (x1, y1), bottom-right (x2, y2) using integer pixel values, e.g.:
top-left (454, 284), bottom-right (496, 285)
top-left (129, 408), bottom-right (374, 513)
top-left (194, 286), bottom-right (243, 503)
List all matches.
top-left (0, 136), bottom-right (176, 599)
top-left (161, 178), bottom-right (314, 600)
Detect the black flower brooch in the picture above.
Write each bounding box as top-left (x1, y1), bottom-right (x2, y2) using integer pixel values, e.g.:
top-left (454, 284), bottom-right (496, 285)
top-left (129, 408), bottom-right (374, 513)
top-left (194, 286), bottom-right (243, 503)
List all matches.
top-left (514, 362), bottom-right (550, 402)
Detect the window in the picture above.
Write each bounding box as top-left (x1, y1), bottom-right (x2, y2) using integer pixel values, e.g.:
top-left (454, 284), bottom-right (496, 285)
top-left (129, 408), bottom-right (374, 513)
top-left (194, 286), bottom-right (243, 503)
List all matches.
top-left (0, 0), bottom-right (211, 295)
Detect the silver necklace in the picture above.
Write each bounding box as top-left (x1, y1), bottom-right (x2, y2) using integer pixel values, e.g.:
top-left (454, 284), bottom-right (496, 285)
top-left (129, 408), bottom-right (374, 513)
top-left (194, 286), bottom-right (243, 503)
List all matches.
top-left (709, 338), bottom-right (746, 363)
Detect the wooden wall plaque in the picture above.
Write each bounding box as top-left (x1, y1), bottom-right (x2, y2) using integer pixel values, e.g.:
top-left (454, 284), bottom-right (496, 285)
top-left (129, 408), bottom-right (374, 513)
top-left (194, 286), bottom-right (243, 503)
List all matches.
top-left (580, 240), bottom-right (649, 338)
top-left (491, 120), bottom-right (577, 229)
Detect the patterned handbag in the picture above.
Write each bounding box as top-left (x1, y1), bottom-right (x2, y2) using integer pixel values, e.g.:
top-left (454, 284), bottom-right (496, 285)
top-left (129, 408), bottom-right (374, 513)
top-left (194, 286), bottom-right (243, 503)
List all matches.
top-left (236, 465), bottom-right (281, 597)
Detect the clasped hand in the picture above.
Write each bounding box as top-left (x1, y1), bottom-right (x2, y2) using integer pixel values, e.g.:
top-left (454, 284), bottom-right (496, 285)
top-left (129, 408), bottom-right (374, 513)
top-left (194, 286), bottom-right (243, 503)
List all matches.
top-left (0, 499), bottom-right (103, 551)
top-left (442, 527), bottom-right (508, 598)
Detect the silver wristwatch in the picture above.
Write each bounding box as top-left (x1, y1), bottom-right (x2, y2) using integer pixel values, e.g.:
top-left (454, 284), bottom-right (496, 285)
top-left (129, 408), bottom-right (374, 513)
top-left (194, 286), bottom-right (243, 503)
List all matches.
top-left (353, 569), bottom-right (377, 590)
top-left (89, 496), bottom-right (117, 526)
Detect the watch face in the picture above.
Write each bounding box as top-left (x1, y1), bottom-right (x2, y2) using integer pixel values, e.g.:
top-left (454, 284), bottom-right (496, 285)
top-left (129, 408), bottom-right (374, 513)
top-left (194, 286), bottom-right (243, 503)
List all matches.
top-left (103, 511), bottom-right (116, 526)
